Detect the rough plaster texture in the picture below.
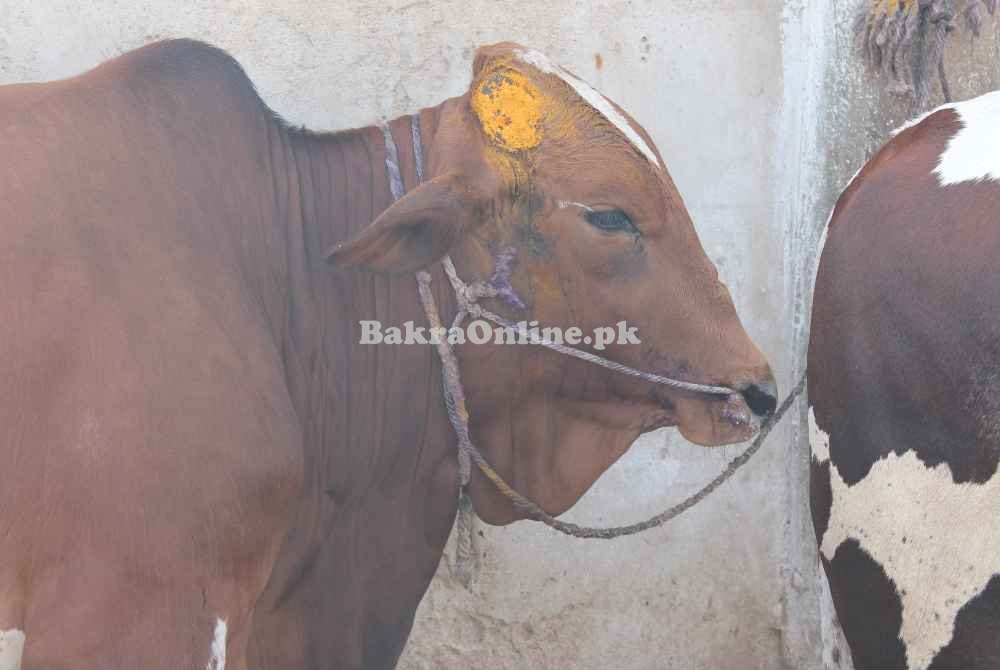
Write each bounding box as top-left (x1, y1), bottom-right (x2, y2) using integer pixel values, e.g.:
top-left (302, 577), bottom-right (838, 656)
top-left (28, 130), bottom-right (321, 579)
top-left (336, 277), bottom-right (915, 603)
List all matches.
top-left (1, 1), bottom-right (997, 668)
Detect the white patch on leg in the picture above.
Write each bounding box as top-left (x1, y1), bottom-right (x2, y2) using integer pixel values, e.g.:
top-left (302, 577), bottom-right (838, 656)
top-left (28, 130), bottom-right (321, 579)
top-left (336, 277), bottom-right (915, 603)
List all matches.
top-left (932, 90), bottom-right (1000, 186)
top-left (820, 450), bottom-right (1000, 670)
top-left (0, 629), bottom-right (25, 670)
top-left (206, 618), bottom-right (227, 670)
top-left (514, 49), bottom-right (662, 169)
top-left (808, 406), bottom-right (831, 463)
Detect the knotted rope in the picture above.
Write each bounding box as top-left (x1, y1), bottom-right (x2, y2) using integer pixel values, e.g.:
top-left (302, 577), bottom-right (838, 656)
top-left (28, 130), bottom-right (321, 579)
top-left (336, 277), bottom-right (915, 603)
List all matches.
top-left (855, 0), bottom-right (998, 113)
top-left (416, 257), bottom-right (805, 538)
top-left (384, 114), bottom-right (805, 541)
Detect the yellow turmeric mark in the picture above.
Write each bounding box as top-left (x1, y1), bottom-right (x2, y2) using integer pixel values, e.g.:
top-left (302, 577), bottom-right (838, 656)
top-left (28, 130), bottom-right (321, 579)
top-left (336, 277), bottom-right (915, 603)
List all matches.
top-left (472, 68), bottom-right (545, 152)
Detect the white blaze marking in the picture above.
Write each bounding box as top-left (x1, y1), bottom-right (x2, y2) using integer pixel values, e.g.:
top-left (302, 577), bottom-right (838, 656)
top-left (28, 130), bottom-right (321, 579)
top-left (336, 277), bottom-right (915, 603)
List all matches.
top-left (932, 90), bottom-right (1000, 186)
top-left (0, 629), bottom-right (25, 670)
top-left (819, 447), bottom-right (1000, 670)
top-left (206, 618), bottom-right (227, 670)
top-left (557, 200), bottom-right (594, 212)
top-left (514, 49), bottom-right (662, 168)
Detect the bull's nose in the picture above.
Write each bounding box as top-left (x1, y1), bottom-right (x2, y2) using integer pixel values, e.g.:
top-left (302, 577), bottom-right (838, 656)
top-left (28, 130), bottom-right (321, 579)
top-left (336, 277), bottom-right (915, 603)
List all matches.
top-left (741, 380), bottom-right (778, 419)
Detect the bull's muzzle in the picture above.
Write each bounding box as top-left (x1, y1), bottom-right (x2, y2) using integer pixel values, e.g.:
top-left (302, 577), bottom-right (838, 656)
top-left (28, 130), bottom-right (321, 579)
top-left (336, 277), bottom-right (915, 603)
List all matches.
top-left (741, 379), bottom-right (778, 419)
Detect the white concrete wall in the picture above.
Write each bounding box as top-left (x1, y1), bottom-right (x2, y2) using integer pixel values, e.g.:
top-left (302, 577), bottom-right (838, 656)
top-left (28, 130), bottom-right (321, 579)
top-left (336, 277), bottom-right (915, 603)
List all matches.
top-left (2, 1), bottom-right (997, 668)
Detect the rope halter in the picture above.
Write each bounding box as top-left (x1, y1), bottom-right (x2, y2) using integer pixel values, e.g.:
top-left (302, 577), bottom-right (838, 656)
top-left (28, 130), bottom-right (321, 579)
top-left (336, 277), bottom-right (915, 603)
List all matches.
top-left (383, 113), bottom-right (803, 539)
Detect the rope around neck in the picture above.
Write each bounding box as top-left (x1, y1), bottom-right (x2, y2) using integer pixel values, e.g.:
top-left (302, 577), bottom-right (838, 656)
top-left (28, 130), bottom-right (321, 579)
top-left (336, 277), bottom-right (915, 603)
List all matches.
top-left (388, 114), bottom-right (805, 539)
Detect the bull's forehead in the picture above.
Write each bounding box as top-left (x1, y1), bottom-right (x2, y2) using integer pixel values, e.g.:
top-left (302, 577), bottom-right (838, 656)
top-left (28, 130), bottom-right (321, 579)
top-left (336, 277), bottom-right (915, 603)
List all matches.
top-left (513, 49), bottom-right (662, 169)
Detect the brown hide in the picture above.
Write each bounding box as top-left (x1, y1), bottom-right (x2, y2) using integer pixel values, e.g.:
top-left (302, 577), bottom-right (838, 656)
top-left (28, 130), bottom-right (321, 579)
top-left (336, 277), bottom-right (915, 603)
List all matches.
top-left (809, 107), bottom-right (1000, 670)
top-left (0, 39), bottom-right (773, 669)
top-left (330, 42), bottom-right (777, 523)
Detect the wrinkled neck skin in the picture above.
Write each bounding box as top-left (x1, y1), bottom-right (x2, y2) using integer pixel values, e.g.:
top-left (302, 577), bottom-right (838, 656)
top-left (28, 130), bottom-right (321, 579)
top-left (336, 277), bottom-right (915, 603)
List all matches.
top-left (279, 110), bottom-right (460, 513)
top-left (249, 98), bottom-right (645, 668)
top-left (247, 109), bottom-right (463, 670)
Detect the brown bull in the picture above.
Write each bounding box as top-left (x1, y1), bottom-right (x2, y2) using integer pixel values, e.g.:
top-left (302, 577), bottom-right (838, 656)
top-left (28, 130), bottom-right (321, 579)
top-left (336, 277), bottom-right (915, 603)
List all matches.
top-left (0, 39), bottom-right (774, 669)
top-left (810, 92), bottom-right (1000, 670)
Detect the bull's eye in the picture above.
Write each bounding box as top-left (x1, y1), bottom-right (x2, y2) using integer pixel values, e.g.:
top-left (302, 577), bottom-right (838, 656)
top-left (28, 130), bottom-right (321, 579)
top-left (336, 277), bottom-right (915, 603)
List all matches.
top-left (585, 209), bottom-right (639, 235)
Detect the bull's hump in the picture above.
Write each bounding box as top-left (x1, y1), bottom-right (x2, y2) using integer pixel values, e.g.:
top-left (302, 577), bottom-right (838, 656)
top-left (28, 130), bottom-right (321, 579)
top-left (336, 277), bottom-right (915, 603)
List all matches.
top-left (513, 49), bottom-right (662, 169)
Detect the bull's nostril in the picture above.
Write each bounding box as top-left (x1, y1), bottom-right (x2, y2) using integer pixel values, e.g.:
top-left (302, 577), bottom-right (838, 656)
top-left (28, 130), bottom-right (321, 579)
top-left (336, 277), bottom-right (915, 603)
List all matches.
top-left (742, 382), bottom-right (777, 418)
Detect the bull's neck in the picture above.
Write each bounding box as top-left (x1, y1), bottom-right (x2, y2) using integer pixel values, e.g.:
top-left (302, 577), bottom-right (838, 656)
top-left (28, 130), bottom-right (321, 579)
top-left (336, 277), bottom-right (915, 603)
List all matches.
top-left (273, 111), bottom-right (460, 511)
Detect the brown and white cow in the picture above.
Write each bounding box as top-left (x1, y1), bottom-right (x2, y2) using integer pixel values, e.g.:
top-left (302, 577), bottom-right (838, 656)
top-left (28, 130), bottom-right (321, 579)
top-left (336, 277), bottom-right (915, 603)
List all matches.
top-left (0, 40), bottom-right (775, 669)
top-left (810, 91), bottom-right (1000, 670)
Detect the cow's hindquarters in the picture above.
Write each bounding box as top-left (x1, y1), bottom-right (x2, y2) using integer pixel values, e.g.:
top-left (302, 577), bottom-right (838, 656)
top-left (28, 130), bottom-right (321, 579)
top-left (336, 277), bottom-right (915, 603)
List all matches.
top-left (808, 109), bottom-right (1000, 670)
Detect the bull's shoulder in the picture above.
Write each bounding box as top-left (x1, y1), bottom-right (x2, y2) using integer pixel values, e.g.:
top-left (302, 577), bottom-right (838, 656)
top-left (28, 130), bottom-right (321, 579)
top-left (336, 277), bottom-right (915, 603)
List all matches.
top-left (825, 107), bottom-right (962, 238)
top-left (829, 91), bottom-right (1000, 239)
top-left (114, 39), bottom-right (255, 94)
top-left (0, 38), bottom-right (279, 141)
top-left (818, 95), bottom-right (1000, 292)
top-left (101, 39), bottom-right (278, 121)
top-left (0, 39), bottom-right (256, 103)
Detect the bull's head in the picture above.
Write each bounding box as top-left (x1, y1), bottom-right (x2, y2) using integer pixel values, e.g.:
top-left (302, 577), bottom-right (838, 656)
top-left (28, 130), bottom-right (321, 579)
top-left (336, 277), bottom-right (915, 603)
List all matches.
top-left (330, 43), bottom-right (776, 524)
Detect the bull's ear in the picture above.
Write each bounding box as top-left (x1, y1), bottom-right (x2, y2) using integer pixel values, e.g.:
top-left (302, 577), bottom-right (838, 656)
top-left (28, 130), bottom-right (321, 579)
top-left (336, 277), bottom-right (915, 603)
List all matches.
top-left (325, 173), bottom-right (477, 275)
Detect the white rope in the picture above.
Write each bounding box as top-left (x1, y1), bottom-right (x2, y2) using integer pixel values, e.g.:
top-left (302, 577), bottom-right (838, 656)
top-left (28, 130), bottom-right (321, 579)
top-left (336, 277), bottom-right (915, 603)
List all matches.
top-left (439, 256), bottom-right (737, 397)
top-left (380, 113), bottom-right (800, 541)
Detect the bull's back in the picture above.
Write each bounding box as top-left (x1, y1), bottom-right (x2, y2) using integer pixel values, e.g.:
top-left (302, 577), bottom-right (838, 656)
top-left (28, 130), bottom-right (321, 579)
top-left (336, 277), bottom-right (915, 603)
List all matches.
top-left (0, 41), bottom-right (302, 668)
top-left (809, 98), bottom-right (1000, 670)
